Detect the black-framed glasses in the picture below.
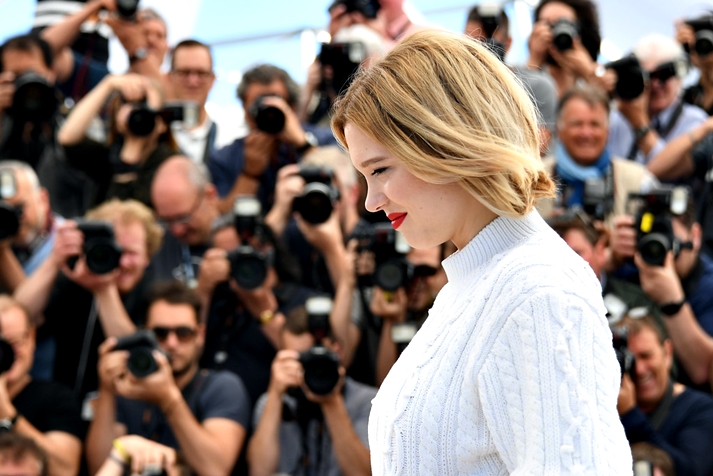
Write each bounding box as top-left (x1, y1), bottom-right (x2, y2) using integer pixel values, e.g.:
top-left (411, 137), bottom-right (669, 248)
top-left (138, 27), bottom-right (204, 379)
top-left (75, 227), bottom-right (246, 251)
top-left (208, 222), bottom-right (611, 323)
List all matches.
top-left (150, 326), bottom-right (198, 343)
top-left (171, 69), bottom-right (214, 81)
top-left (158, 190), bottom-right (204, 227)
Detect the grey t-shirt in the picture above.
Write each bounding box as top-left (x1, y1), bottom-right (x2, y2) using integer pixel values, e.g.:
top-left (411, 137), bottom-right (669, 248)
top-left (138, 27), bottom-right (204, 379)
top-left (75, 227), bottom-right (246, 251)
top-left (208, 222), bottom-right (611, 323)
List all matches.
top-left (252, 377), bottom-right (377, 476)
top-left (511, 65), bottom-right (558, 132)
top-left (116, 369), bottom-right (251, 448)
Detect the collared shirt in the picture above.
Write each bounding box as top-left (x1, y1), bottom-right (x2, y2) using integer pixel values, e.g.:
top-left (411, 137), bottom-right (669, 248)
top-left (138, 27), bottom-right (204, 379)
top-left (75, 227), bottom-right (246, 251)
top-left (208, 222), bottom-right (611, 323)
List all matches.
top-left (171, 116), bottom-right (215, 164)
top-left (607, 98), bottom-right (708, 165)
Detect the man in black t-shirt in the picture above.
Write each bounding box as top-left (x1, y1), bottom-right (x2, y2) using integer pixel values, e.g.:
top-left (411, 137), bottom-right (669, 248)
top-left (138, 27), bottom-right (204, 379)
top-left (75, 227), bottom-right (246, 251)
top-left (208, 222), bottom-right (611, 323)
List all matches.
top-left (0, 295), bottom-right (84, 475)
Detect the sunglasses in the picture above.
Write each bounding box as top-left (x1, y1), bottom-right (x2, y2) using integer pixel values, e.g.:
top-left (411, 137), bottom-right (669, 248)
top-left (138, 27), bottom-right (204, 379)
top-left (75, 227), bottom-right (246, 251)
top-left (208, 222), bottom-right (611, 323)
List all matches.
top-left (648, 62), bottom-right (678, 83)
top-left (413, 264), bottom-right (438, 278)
top-left (150, 326), bottom-right (198, 342)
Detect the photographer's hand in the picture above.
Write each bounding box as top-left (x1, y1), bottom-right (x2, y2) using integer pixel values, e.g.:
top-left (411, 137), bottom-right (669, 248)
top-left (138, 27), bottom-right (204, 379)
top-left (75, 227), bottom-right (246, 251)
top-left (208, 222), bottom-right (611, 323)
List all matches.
top-left (634, 251), bottom-right (685, 306)
top-left (61, 256), bottom-right (120, 293)
top-left (195, 248), bottom-right (230, 305)
top-left (304, 365), bottom-right (346, 405)
top-left (268, 350), bottom-right (302, 397)
top-left (99, 435), bottom-right (177, 476)
top-left (617, 373), bottom-right (637, 415)
top-left (0, 72), bottom-right (15, 115)
top-left (606, 214), bottom-right (637, 271)
top-left (260, 95), bottom-right (309, 148)
top-left (264, 164), bottom-right (304, 237)
top-left (548, 38), bottom-right (594, 80)
top-left (370, 286), bottom-right (407, 323)
top-left (97, 337), bottom-right (128, 396)
top-left (0, 373), bottom-right (17, 421)
top-left (527, 21), bottom-right (552, 69)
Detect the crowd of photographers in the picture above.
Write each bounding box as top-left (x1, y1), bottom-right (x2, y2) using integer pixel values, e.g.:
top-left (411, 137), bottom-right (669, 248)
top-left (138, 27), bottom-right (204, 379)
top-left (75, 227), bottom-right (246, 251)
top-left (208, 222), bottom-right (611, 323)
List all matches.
top-left (0, 0), bottom-right (712, 474)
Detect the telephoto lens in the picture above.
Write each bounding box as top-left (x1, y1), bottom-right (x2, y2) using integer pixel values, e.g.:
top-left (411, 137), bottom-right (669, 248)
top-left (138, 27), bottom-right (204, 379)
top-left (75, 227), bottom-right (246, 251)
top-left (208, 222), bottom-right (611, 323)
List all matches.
top-left (114, 330), bottom-right (164, 378)
top-left (10, 72), bottom-right (58, 123)
top-left (249, 95), bottom-right (285, 134)
top-left (293, 166), bottom-right (340, 225)
top-left (299, 347), bottom-right (340, 395)
top-left (551, 18), bottom-right (578, 51)
top-left (75, 220), bottom-right (123, 275)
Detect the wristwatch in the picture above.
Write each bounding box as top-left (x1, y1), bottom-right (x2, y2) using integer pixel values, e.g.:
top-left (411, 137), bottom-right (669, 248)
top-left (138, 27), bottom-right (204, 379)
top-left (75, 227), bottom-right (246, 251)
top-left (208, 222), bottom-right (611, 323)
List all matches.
top-left (129, 46), bottom-right (148, 64)
top-left (0, 413), bottom-right (19, 433)
top-left (259, 309), bottom-right (276, 324)
top-left (295, 131), bottom-right (318, 154)
top-left (660, 298), bottom-right (686, 317)
top-left (634, 125), bottom-right (651, 143)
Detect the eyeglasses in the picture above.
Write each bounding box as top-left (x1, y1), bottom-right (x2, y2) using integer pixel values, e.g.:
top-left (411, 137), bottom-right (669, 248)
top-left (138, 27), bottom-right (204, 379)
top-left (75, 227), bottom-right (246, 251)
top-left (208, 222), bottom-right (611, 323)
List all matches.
top-left (171, 69), bottom-right (214, 81)
top-left (150, 326), bottom-right (198, 343)
top-left (158, 191), bottom-right (204, 227)
top-left (648, 62), bottom-right (678, 84)
top-left (412, 264), bottom-right (438, 278)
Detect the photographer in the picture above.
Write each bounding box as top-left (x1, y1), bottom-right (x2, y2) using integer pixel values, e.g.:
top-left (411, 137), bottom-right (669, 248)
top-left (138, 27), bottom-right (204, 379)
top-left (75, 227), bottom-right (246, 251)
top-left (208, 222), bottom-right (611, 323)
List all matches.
top-left (13, 199), bottom-right (163, 401)
top-left (678, 15), bottom-right (713, 116)
top-left (537, 83), bottom-right (658, 225)
top-left (208, 64), bottom-right (336, 214)
top-left (86, 281), bottom-right (250, 476)
top-left (609, 190), bottom-right (713, 387)
top-left (526, 0), bottom-right (614, 96)
top-left (0, 433), bottom-right (47, 476)
top-left (464, 3), bottom-right (558, 156)
top-left (0, 295), bottom-right (84, 476)
top-left (246, 303), bottom-right (375, 476)
top-left (608, 34), bottom-right (708, 166)
top-left (614, 312), bottom-right (713, 476)
top-left (58, 72), bottom-right (179, 209)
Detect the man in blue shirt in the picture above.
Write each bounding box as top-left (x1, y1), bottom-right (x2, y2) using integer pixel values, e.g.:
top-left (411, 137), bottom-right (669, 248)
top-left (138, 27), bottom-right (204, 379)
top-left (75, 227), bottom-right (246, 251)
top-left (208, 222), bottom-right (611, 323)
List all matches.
top-left (608, 34), bottom-right (708, 166)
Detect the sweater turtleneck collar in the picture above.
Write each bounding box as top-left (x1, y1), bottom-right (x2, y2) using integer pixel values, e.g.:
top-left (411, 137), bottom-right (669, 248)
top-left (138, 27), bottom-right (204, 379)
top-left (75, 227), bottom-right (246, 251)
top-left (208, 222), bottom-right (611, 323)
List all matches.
top-left (442, 210), bottom-right (545, 283)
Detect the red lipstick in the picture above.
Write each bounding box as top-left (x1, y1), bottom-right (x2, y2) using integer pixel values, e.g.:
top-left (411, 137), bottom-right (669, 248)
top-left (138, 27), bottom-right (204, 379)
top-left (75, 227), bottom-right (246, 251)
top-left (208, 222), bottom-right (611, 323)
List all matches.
top-left (387, 212), bottom-right (407, 230)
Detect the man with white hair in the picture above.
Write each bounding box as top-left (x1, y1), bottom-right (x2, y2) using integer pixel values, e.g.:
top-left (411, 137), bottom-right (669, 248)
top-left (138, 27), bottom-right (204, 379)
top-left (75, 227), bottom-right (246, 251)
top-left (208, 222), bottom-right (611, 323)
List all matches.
top-left (608, 34), bottom-right (708, 167)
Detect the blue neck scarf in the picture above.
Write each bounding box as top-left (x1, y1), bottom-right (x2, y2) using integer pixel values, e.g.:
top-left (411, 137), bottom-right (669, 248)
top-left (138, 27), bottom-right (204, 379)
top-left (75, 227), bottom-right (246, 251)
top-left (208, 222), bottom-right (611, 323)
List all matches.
top-left (554, 141), bottom-right (611, 208)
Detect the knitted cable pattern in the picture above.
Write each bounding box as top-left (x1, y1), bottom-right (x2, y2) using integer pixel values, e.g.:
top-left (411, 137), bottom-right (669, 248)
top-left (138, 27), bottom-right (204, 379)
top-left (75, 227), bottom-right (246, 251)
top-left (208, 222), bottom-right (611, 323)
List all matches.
top-left (368, 211), bottom-right (633, 475)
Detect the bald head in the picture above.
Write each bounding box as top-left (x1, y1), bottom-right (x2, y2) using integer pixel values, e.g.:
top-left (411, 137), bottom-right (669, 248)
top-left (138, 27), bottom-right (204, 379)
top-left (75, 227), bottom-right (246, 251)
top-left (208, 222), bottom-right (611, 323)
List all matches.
top-left (151, 156), bottom-right (218, 246)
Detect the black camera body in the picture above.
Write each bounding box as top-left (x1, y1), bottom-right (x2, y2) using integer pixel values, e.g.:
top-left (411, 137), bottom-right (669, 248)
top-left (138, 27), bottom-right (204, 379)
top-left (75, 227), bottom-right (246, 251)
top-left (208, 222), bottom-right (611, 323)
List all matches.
top-left (114, 330), bottom-right (164, 378)
top-left (605, 54), bottom-right (648, 100)
top-left (74, 220), bottom-right (123, 275)
top-left (318, 41), bottom-right (365, 95)
top-left (335, 0), bottom-right (380, 19)
top-left (9, 71), bottom-right (58, 124)
top-left (612, 326), bottom-right (636, 380)
top-left (629, 187), bottom-right (690, 267)
top-left (299, 296), bottom-right (340, 396)
top-left (364, 223), bottom-right (413, 292)
top-left (228, 197), bottom-right (271, 290)
top-left (581, 177), bottom-right (614, 221)
top-left (116, 0), bottom-right (140, 21)
top-left (0, 338), bottom-right (15, 374)
top-left (0, 170), bottom-right (22, 240)
top-left (249, 95), bottom-right (285, 134)
top-left (551, 18), bottom-right (579, 52)
top-left (686, 15), bottom-right (713, 57)
top-left (127, 100), bottom-right (197, 137)
top-left (293, 166), bottom-right (340, 225)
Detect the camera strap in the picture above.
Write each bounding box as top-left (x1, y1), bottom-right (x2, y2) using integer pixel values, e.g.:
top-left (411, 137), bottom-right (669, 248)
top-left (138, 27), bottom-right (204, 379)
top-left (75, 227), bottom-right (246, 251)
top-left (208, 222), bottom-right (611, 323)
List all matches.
top-left (202, 121), bottom-right (217, 167)
top-left (73, 299), bottom-right (98, 399)
top-left (627, 101), bottom-right (684, 160)
top-left (648, 380), bottom-right (674, 430)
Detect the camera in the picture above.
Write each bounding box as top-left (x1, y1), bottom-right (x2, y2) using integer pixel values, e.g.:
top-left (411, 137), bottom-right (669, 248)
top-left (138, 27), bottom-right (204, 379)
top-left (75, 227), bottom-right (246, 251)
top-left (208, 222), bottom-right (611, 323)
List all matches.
top-left (686, 15), bottom-right (713, 57)
top-left (114, 330), bottom-right (164, 378)
top-left (127, 100), bottom-right (198, 137)
top-left (72, 220), bottom-right (123, 275)
top-left (227, 197), bottom-right (272, 290)
top-left (605, 54), bottom-right (648, 100)
top-left (370, 224), bottom-right (413, 292)
top-left (318, 41), bottom-right (366, 95)
top-left (551, 18), bottom-right (579, 52)
top-left (0, 170), bottom-right (22, 240)
top-left (331, 0), bottom-right (380, 19)
top-left (9, 71), bottom-right (58, 124)
top-left (116, 0), bottom-right (140, 21)
top-left (299, 297), bottom-right (340, 395)
top-left (0, 338), bottom-right (15, 374)
top-left (628, 186), bottom-right (690, 266)
top-left (611, 326), bottom-right (636, 380)
top-left (292, 166), bottom-right (341, 225)
top-left (581, 177), bottom-right (613, 221)
top-left (249, 95), bottom-right (285, 134)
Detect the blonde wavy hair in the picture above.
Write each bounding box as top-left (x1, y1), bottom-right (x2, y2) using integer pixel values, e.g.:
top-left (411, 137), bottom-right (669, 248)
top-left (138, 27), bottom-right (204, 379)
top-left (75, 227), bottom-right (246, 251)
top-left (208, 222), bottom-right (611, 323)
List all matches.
top-left (86, 199), bottom-right (164, 257)
top-left (331, 29), bottom-right (555, 218)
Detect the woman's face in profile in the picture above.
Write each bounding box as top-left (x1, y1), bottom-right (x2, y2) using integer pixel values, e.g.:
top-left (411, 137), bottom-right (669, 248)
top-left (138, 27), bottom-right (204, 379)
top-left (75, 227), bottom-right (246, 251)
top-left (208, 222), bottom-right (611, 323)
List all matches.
top-left (345, 123), bottom-right (482, 249)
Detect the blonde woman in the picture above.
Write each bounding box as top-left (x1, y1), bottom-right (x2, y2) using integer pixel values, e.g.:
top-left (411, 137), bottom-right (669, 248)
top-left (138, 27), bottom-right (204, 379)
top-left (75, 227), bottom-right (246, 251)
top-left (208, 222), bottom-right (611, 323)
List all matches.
top-left (331, 29), bottom-right (632, 474)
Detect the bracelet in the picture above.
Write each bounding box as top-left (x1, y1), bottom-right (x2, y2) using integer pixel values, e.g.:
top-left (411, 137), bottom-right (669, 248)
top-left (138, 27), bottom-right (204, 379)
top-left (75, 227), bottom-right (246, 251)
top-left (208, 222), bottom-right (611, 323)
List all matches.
top-left (112, 439), bottom-right (130, 464)
top-left (108, 452), bottom-right (128, 468)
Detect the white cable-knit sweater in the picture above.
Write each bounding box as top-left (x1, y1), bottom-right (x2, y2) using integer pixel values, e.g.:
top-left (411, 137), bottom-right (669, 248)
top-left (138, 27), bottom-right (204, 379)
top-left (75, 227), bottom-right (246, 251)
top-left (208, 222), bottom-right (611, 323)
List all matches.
top-left (368, 211), bottom-right (633, 475)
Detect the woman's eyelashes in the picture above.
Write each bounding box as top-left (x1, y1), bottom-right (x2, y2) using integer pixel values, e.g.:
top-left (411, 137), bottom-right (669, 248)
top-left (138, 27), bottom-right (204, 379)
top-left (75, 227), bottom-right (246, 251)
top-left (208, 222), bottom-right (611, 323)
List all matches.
top-left (371, 167), bottom-right (388, 177)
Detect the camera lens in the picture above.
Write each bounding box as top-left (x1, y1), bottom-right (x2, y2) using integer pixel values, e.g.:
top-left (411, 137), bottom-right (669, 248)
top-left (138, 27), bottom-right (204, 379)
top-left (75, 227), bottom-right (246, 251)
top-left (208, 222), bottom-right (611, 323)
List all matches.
top-left (0, 339), bottom-right (15, 374)
top-left (300, 348), bottom-right (340, 395)
top-left (250, 97), bottom-right (285, 134)
top-left (127, 108), bottom-right (157, 137)
top-left (638, 233), bottom-right (670, 266)
top-left (127, 348), bottom-right (158, 378)
top-left (695, 31), bottom-right (713, 56)
top-left (374, 261), bottom-right (406, 292)
top-left (229, 247), bottom-right (268, 290)
top-left (116, 0), bottom-right (140, 19)
top-left (85, 241), bottom-right (122, 275)
top-left (294, 183), bottom-right (334, 225)
top-left (551, 19), bottom-right (578, 51)
top-left (10, 73), bottom-right (58, 123)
